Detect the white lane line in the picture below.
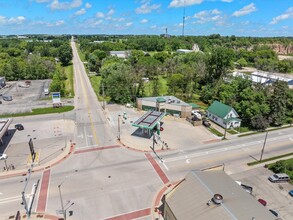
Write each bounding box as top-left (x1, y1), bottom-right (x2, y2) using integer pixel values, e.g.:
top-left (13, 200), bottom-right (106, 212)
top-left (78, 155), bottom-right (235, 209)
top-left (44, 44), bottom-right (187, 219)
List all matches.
top-left (160, 160), bottom-right (169, 171)
top-left (0, 195), bottom-right (30, 204)
top-left (84, 126), bottom-right (88, 147)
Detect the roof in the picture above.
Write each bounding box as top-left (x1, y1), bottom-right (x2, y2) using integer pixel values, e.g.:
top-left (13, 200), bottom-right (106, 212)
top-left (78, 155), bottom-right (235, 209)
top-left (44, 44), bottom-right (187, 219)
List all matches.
top-left (137, 96), bottom-right (190, 107)
top-left (207, 101), bottom-right (236, 119)
top-left (189, 103), bottom-right (200, 108)
top-left (132, 111), bottom-right (165, 130)
top-left (156, 97), bottom-right (166, 103)
top-left (165, 170), bottom-right (276, 220)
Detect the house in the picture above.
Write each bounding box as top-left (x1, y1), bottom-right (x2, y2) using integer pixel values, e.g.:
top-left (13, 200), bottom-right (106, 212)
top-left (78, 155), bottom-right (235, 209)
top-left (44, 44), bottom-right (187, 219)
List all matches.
top-left (163, 170), bottom-right (276, 220)
top-left (110, 51), bottom-right (131, 59)
top-left (206, 101), bottom-right (241, 129)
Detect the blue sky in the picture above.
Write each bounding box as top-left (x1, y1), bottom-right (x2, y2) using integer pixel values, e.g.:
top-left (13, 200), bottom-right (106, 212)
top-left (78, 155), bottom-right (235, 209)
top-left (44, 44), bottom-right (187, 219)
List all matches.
top-left (0, 0), bottom-right (292, 36)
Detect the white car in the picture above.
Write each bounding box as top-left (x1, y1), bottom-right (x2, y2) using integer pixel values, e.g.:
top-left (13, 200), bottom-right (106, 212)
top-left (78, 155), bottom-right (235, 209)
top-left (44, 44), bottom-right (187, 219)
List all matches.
top-left (0, 153), bottom-right (8, 160)
top-left (191, 110), bottom-right (202, 119)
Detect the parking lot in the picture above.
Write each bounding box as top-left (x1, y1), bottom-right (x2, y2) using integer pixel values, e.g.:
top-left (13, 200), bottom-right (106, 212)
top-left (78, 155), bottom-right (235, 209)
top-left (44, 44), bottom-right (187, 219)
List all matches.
top-left (0, 79), bottom-right (51, 115)
top-left (232, 167), bottom-right (293, 219)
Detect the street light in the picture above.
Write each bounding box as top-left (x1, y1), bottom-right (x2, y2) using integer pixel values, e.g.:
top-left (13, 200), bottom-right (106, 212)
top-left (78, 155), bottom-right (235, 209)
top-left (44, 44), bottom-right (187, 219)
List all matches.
top-left (58, 184), bottom-right (65, 220)
top-left (117, 112), bottom-right (127, 141)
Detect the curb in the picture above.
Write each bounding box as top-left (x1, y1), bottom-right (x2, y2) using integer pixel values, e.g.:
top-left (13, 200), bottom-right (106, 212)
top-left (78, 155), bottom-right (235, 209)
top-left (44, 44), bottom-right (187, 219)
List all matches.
top-left (0, 142), bottom-right (75, 179)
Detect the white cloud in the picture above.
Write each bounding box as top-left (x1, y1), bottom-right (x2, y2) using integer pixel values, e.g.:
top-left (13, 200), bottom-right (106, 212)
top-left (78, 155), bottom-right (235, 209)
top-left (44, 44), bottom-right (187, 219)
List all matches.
top-left (193, 9), bottom-right (223, 24)
top-left (169, 0), bottom-right (203, 8)
top-left (211, 9), bottom-right (221, 15)
top-left (50, 0), bottom-right (82, 10)
top-left (33, 0), bottom-right (50, 2)
top-left (151, 25), bottom-right (157, 29)
top-left (232, 3), bottom-right (256, 17)
top-left (135, 3), bottom-right (161, 14)
top-left (74, 8), bottom-right (86, 16)
top-left (221, 0), bottom-right (233, 2)
top-left (140, 19), bottom-right (148, 23)
top-left (0, 16), bottom-right (26, 25)
top-left (85, 2), bottom-right (91, 8)
top-left (50, 20), bottom-right (65, 26)
top-left (270, 7), bottom-right (293, 24)
top-left (126, 22), bottom-right (133, 26)
top-left (107, 9), bottom-right (115, 16)
top-left (96, 12), bottom-right (105, 18)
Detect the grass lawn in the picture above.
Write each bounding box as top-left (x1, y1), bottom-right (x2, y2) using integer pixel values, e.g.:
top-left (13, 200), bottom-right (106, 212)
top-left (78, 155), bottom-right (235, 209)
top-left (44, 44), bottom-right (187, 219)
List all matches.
top-left (64, 64), bottom-right (74, 97)
top-left (76, 44), bottom-right (86, 62)
top-left (0, 106), bottom-right (74, 118)
top-left (144, 76), bottom-right (168, 96)
top-left (208, 127), bottom-right (223, 137)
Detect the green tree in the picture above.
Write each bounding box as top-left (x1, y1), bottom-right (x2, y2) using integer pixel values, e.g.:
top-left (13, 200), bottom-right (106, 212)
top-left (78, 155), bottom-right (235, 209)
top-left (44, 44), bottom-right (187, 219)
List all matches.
top-left (206, 46), bottom-right (234, 83)
top-left (268, 81), bottom-right (290, 126)
top-left (101, 63), bottom-right (136, 104)
top-left (58, 44), bottom-right (73, 66)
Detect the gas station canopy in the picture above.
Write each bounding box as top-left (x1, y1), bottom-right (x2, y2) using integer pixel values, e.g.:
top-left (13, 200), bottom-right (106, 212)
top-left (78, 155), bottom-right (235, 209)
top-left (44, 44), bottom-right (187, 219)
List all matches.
top-left (132, 111), bottom-right (165, 130)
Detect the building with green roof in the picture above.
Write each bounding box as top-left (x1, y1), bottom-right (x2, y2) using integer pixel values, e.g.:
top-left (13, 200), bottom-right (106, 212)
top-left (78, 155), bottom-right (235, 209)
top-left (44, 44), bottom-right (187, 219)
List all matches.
top-left (207, 101), bottom-right (241, 129)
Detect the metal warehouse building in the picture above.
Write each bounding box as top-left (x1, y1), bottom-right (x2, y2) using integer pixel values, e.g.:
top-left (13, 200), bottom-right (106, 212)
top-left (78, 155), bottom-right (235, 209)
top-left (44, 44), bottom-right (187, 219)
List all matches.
top-left (136, 96), bottom-right (193, 118)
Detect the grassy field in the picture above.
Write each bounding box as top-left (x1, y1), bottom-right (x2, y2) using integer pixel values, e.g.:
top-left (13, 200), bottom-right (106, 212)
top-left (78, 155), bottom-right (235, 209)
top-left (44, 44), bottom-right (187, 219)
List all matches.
top-left (144, 76), bottom-right (168, 96)
top-left (0, 106), bottom-right (74, 118)
top-left (64, 64), bottom-right (74, 97)
top-left (76, 44), bottom-right (86, 62)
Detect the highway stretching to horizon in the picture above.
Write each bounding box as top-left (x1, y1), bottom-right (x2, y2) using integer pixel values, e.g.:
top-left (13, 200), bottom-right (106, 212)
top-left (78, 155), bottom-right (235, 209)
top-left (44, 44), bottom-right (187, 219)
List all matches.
top-left (0, 39), bottom-right (293, 220)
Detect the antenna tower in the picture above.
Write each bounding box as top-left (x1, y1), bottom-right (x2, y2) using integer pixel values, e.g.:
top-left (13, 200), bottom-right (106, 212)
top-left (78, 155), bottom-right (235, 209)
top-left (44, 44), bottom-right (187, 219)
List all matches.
top-left (182, 0), bottom-right (186, 36)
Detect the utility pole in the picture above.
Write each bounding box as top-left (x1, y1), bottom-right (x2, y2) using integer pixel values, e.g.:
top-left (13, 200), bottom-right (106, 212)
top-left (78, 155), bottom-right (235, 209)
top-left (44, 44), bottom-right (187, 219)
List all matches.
top-left (259, 131), bottom-right (268, 162)
top-left (117, 115), bottom-right (121, 141)
top-left (58, 184), bottom-right (66, 220)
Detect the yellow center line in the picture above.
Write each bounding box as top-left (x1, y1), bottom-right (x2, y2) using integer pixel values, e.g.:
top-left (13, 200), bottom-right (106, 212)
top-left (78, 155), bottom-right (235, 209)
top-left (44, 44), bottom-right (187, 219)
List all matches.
top-left (75, 52), bottom-right (99, 146)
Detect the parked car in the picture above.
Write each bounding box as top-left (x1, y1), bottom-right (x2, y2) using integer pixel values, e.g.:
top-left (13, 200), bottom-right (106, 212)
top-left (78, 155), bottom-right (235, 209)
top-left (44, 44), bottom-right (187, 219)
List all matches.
top-left (202, 118), bottom-right (211, 127)
top-left (269, 173), bottom-right (290, 183)
top-left (0, 153), bottom-right (8, 160)
top-left (257, 198), bottom-right (267, 206)
top-left (15, 124), bottom-right (24, 131)
top-left (2, 95), bottom-right (12, 101)
top-left (0, 100), bottom-right (2, 104)
top-left (289, 190), bottom-right (293, 197)
top-left (191, 110), bottom-right (202, 119)
top-left (269, 209), bottom-right (278, 217)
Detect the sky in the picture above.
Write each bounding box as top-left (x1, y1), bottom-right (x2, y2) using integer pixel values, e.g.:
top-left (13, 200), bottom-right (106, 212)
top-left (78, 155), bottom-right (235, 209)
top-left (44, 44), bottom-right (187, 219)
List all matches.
top-left (0, 0), bottom-right (292, 37)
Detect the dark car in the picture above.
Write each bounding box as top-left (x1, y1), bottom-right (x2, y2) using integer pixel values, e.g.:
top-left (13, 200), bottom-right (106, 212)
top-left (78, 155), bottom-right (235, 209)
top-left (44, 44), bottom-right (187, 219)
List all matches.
top-left (289, 190), bottom-right (293, 197)
top-left (257, 198), bottom-right (267, 206)
top-left (15, 124), bottom-right (24, 131)
top-left (0, 100), bottom-right (2, 104)
top-left (202, 119), bottom-right (211, 127)
top-left (269, 209), bottom-right (278, 217)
